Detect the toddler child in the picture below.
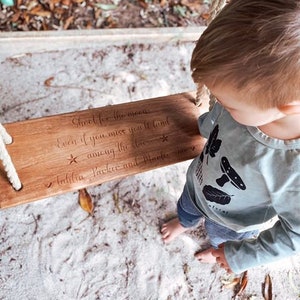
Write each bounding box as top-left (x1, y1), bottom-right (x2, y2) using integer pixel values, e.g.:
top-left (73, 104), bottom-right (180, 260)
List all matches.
top-left (161, 0), bottom-right (300, 274)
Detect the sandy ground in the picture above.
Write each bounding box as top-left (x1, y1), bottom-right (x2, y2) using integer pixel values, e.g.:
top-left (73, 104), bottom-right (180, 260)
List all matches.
top-left (1, 29), bottom-right (300, 300)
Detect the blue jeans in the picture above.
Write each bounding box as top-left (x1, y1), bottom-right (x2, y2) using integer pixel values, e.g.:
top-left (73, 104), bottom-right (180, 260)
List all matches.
top-left (177, 185), bottom-right (258, 248)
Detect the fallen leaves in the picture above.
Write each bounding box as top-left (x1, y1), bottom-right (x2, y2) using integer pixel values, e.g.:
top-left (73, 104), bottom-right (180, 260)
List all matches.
top-left (234, 271), bottom-right (248, 297)
top-left (222, 271), bottom-right (248, 296)
top-left (222, 271), bottom-right (273, 299)
top-left (222, 271), bottom-right (248, 298)
top-left (0, 0), bottom-right (209, 31)
top-left (262, 274), bottom-right (272, 300)
top-left (113, 191), bottom-right (122, 214)
top-left (222, 276), bottom-right (240, 289)
top-left (63, 15), bottom-right (73, 29)
top-left (180, 0), bottom-right (203, 11)
top-left (78, 188), bottom-right (93, 214)
top-left (29, 5), bottom-right (52, 18)
top-left (44, 76), bottom-right (54, 86)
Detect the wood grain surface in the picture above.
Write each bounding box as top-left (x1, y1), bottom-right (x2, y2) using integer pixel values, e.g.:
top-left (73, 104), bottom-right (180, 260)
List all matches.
top-left (0, 92), bottom-right (207, 208)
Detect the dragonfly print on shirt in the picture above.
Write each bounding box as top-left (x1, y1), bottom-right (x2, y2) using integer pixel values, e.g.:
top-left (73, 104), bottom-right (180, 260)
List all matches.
top-left (204, 124), bottom-right (222, 164)
top-left (200, 125), bottom-right (247, 205)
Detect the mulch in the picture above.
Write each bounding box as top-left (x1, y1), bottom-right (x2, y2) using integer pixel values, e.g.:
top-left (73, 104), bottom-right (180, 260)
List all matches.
top-left (0, 0), bottom-right (209, 31)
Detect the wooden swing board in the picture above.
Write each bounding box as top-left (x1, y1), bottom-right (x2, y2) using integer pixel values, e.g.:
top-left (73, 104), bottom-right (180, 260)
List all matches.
top-left (0, 92), bottom-right (207, 209)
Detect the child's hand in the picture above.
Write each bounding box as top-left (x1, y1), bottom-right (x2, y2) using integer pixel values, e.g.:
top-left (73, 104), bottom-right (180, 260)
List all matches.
top-left (212, 243), bottom-right (232, 273)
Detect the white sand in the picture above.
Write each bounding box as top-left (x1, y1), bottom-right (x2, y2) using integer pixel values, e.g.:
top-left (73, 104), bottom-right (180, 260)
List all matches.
top-left (1, 30), bottom-right (300, 300)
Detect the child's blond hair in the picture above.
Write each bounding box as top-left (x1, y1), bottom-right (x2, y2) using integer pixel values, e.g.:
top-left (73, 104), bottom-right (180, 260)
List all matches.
top-left (191, 0), bottom-right (300, 109)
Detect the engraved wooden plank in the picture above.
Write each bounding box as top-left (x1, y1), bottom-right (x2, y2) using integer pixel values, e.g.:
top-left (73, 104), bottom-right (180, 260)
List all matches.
top-left (0, 92), bottom-right (207, 209)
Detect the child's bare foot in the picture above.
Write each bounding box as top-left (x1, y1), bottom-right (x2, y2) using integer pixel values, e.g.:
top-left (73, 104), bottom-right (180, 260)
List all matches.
top-left (194, 247), bottom-right (217, 263)
top-left (161, 217), bottom-right (188, 243)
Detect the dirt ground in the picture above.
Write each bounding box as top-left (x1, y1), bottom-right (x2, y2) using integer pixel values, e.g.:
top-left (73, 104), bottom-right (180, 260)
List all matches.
top-left (1, 31), bottom-right (300, 300)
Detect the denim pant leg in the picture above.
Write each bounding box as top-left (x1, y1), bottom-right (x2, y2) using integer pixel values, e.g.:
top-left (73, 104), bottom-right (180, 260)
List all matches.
top-left (177, 185), bottom-right (204, 228)
top-left (204, 218), bottom-right (259, 248)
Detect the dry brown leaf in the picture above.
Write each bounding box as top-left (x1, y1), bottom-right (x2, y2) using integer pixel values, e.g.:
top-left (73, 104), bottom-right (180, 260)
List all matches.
top-left (42, 21), bottom-right (49, 30)
top-left (104, 15), bottom-right (117, 29)
top-left (137, 0), bottom-right (148, 10)
top-left (28, 5), bottom-right (41, 12)
top-left (113, 192), bottom-right (122, 213)
top-left (49, 0), bottom-right (61, 11)
top-left (94, 8), bottom-right (101, 19)
top-left (63, 16), bottom-right (74, 30)
top-left (11, 11), bottom-right (21, 23)
top-left (86, 21), bottom-right (93, 30)
top-left (27, 0), bottom-right (39, 11)
top-left (160, 0), bottom-right (167, 7)
top-left (44, 76), bottom-right (54, 86)
top-left (222, 277), bottom-right (240, 289)
top-left (78, 188), bottom-right (94, 214)
top-left (201, 12), bottom-right (210, 20)
top-left (62, 0), bottom-right (71, 7)
top-left (237, 271), bottom-right (248, 296)
top-left (180, 0), bottom-right (202, 11)
top-left (262, 274), bottom-right (272, 300)
top-left (29, 7), bottom-right (52, 18)
top-left (53, 7), bottom-right (65, 18)
top-left (232, 271), bottom-right (248, 298)
top-left (23, 12), bottom-right (30, 24)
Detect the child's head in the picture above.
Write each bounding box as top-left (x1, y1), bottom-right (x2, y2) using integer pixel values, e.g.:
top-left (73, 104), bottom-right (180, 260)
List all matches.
top-left (191, 0), bottom-right (300, 110)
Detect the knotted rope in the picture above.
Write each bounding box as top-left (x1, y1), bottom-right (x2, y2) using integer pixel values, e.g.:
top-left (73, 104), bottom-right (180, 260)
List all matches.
top-left (195, 0), bottom-right (228, 109)
top-left (208, 0), bottom-right (227, 23)
top-left (0, 123), bottom-right (22, 190)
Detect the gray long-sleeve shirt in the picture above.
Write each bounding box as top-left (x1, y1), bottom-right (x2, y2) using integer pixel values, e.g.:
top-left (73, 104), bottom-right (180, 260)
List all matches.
top-left (186, 103), bottom-right (300, 273)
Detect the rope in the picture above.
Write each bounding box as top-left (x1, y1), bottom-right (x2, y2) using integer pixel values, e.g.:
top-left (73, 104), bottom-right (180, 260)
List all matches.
top-left (0, 123), bottom-right (22, 190)
top-left (208, 0), bottom-right (227, 23)
top-left (195, 0), bottom-right (228, 109)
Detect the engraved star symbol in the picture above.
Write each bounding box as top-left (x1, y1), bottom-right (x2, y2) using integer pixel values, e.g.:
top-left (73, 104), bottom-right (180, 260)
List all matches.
top-left (68, 154), bottom-right (78, 164)
top-left (160, 134), bottom-right (168, 142)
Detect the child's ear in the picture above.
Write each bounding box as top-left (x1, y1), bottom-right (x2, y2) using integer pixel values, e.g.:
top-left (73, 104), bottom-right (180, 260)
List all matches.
top-left (278, 101), bottom-right (300, 115)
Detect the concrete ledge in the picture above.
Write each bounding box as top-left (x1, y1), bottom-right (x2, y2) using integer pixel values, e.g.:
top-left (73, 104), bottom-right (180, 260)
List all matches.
top-left (0, 27), bottom-right (205, 58)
